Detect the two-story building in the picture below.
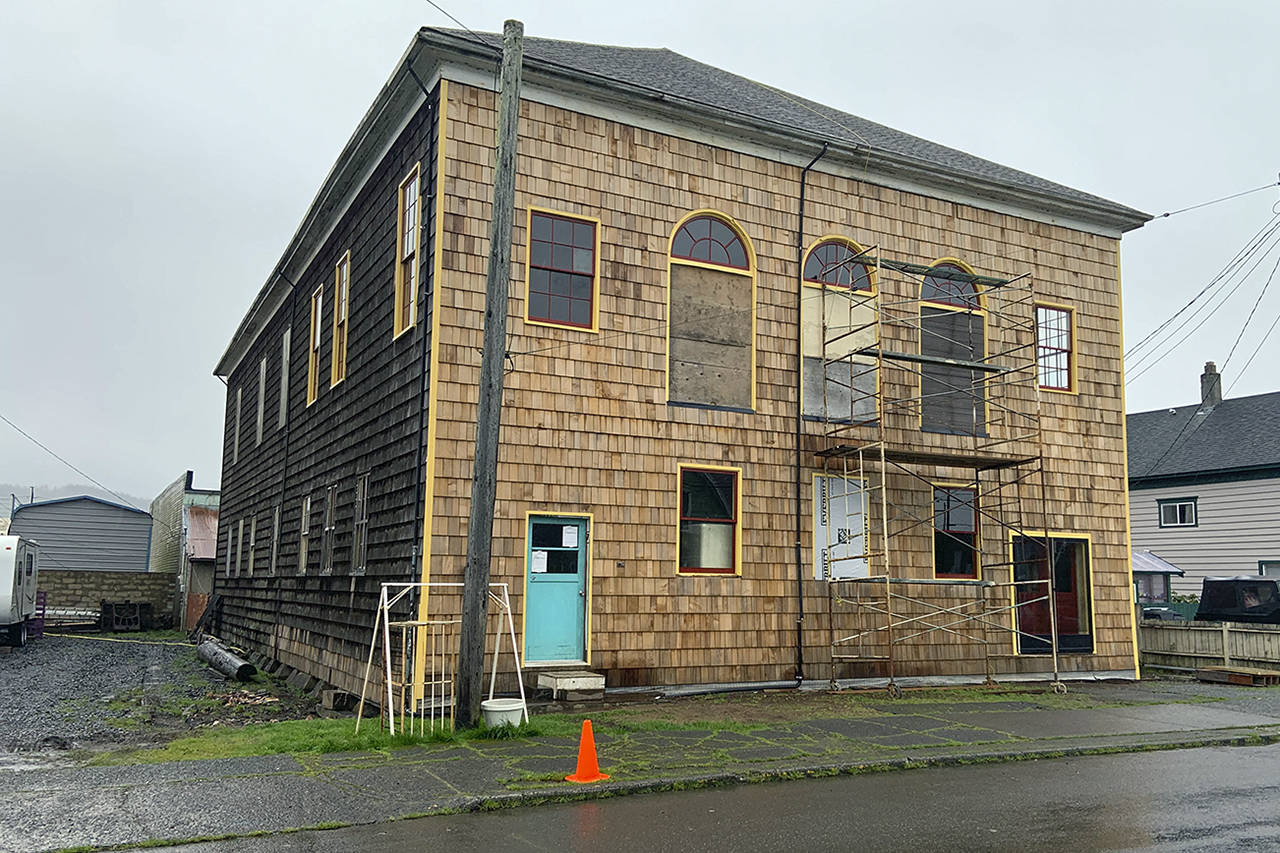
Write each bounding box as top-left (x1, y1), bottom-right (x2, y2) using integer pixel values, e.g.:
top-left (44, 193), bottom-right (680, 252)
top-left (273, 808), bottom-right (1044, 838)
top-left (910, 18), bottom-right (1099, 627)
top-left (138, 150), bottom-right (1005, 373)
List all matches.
top-left (213, 27), bottom-right (1148, 699)
top-left (1129, 362), bottom-right (1280, 595)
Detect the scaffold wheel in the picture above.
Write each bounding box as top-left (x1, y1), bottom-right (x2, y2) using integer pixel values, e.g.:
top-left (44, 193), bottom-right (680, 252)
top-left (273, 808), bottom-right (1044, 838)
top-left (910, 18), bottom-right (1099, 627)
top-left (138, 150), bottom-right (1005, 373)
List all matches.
top-left (1051, 681), bottom-right (1067, 695)
top-left (887, 682), bottom-right (903, 699)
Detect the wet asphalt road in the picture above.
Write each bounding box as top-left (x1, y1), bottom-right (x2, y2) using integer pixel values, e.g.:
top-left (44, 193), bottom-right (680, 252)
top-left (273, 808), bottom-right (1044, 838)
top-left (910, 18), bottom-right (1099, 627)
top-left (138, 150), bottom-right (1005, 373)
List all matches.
top-left (169, 743), bottom-right (1280, 852)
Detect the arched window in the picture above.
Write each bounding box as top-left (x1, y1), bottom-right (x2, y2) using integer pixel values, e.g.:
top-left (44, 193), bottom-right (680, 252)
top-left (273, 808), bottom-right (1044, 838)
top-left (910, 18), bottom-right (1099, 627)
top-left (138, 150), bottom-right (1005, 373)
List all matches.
top-left (919, 259), bottom-right (986, 435)
top-left (803, 240), bottom-right (872, 290)
top-left (671, 215), bottom-right (749, 269)
top-left (668, 212), bottom-right (755, 410)
top-left (921, 263), bottom-right (980, 309)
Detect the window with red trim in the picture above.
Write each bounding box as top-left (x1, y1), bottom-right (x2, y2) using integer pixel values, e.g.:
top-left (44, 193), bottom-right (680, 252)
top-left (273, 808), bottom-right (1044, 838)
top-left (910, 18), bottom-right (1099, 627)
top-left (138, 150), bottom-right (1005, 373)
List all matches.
top-left (672, 215), bottom-right (748, 269)
top-left (528, 211), bottom-right (595, 328)
top-left (921, 263), bottom-right (980, 309)
top-left (803, 241), bottom-right (872, 289)
top-left (679, 467), bottom-right (738, 574)
top-left (1036, 305), bottom-right (1073, 391)
top-left (933, 486), bottom-right (977, 578)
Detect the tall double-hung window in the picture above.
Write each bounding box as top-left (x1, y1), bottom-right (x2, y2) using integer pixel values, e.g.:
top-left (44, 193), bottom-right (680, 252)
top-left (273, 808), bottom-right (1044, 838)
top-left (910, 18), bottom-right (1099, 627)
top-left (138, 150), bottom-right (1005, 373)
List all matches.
top-left (1035, 304), bottom-right (1074, 392)
top-left (920, 261), bottom-right (985, 435)
top-left (394, 165), bottom-right (421, 336)
top-left (307, 286), bottom-right (322, 405)
top-left (331, 251), bottom-right (350, 385)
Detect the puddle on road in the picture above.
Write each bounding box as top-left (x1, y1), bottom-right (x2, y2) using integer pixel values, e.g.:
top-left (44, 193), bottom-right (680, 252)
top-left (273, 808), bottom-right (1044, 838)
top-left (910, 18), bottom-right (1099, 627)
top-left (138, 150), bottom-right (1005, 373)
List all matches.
top-left (0, 751), bottom-right (73, 772)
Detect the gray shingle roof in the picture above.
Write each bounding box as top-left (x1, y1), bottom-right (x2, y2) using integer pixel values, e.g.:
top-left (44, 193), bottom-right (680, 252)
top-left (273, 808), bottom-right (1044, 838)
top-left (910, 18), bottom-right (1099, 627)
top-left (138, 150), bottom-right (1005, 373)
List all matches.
top-left (1128, 391), bottom-right (1280, 481)
top-left (426, 28), bottom-right (1147, 223)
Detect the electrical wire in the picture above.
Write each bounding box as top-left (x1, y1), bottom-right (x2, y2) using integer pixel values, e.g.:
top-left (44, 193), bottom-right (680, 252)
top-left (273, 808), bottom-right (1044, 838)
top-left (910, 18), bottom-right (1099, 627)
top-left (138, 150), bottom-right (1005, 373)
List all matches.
top-left (0, 411), bottom-right (145, 512)
top-left (1155, 179), bottom-right (1280, 219)
top-left (1226, 310), bottom-right (1280, 396)
top-left (423, 0), bottom-right (499, 52)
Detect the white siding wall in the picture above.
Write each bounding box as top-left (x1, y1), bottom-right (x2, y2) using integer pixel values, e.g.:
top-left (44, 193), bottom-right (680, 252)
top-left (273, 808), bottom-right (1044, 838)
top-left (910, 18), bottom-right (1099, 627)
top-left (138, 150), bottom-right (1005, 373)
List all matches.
top-left (9, 499), bottom-right (153, 573)
top-left (1130, 477), bottom-right (1280, 594)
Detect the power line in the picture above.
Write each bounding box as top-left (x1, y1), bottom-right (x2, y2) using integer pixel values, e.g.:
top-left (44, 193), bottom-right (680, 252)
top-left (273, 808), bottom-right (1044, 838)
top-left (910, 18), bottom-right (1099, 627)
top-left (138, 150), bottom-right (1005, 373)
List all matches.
top-left (1222, 252), bottom-right (1280, 369)
top-left (0, 411), bottom-right (145, 512)
top-left (423, 0), bottom-right (498, 52)
top-left (1227, 310), bottom-right (1280, 396)
top-left (1155, 178), bottom-right (1280, 220)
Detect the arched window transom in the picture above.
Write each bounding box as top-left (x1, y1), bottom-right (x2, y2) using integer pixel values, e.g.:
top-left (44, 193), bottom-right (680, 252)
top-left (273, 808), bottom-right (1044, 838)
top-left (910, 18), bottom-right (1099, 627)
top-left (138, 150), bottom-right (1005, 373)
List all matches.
top-left (921, 263), bottom-right (980, 309)
top-left (804, 241), bottom-right (872, 290)
top-left (672, 215), bottom-right (749, 269)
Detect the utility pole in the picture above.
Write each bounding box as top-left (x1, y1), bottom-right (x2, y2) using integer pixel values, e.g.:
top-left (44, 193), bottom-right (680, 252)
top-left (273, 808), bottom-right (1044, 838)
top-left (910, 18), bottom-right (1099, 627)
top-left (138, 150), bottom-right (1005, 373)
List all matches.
top-left (457, 19), bottom-right (523, 728)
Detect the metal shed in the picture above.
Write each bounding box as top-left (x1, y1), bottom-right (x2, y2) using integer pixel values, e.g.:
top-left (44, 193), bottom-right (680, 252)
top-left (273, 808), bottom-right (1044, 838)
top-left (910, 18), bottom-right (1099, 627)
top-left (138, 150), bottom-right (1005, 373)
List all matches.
top-left (9, 496), bottom-right (152, 573)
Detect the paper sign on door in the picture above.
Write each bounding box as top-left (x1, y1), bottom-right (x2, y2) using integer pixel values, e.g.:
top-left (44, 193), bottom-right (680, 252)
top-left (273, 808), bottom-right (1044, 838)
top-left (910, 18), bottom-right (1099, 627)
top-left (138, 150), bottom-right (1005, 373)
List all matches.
top-left (532, 550), bottom-right (548, 573)
top-left (562, 525), bottom-right (578, 548)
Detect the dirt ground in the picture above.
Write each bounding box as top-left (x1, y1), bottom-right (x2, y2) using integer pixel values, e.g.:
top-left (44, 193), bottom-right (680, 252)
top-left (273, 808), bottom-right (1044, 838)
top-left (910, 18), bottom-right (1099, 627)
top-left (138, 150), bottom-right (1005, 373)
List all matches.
top-left (0, 632), bottom-right (318, 752)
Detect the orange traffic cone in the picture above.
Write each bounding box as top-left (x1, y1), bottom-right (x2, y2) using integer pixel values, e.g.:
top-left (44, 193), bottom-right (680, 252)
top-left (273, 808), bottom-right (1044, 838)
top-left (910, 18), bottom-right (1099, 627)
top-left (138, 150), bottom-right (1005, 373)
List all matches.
top-left (565, 719), bottom-right (609, 783)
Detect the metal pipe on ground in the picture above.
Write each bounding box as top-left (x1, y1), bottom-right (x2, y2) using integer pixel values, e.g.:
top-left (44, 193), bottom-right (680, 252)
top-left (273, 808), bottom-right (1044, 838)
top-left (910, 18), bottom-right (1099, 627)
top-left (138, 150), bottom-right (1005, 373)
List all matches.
top-left (197, 640), bottom-right (257, 681)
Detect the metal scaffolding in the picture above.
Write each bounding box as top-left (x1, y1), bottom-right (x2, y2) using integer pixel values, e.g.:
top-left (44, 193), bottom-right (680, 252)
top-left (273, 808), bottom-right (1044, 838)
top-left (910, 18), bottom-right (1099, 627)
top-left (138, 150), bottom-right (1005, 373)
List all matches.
top-left (811, 246), bottom-right (1068, 695)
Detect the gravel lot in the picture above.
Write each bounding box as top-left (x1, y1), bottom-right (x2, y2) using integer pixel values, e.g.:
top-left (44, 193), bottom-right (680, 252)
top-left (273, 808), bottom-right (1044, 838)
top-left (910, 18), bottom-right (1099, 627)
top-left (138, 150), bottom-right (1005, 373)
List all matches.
top-left (0, 633), bottom-right (315, 753)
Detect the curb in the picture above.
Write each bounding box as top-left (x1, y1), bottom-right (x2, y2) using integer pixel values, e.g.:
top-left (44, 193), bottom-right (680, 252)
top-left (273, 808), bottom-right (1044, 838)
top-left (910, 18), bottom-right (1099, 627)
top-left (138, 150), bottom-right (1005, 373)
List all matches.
top-left (458, 726), bottom-right (1280, 813)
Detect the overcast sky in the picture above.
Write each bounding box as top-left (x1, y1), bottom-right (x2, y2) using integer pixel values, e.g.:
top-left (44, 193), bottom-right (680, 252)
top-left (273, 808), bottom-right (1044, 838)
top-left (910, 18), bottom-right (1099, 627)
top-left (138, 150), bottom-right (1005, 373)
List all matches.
top-left (2, 1), bottom-right (1278, 500)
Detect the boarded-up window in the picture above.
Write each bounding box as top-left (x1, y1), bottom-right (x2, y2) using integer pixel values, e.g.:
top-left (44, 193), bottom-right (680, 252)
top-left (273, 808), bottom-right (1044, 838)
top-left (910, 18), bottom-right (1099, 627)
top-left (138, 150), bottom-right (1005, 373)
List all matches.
top-left (801, 239), bottom-right (877, 422)
top-left (232, 387), bottom-right (242, 464)
top-left (814, 474), bottom-right (867, 579)
top-left (256, 357), bottom-right (267, 446)
top-left (920, 264), bottom-right (985, 435)
top-left (278, 327), bottom-right (290, 429)
top-left (352, 473), bottom-right (370, 575)
top-left (298, 495), bottom-right (311, 575)
top-left (320, 484), bottom-right (336, 576)
top-left (269, 504), bottom-right (280, 576)
top-left (247, 515), bottom-right (257, 578)
top-left (668, 215), bottom-right (753, 409)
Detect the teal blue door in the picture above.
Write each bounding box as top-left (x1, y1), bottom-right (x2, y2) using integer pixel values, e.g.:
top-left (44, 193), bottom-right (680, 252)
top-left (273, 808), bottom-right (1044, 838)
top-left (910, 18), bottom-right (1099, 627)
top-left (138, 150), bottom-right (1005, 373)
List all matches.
top-left (525, 516), bottom-right (587, 662)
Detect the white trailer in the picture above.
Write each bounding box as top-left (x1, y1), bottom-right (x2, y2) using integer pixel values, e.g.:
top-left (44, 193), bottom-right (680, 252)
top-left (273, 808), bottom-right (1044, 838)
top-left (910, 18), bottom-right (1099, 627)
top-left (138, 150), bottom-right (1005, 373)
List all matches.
top-left (0, 535), bottom-right (39, 646)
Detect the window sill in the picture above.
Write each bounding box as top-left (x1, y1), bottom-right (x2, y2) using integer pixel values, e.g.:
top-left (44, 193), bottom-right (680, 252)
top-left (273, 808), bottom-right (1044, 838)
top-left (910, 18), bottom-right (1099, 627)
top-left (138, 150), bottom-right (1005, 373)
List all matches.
top-left (677, 569), bottom-right (739, 577)
top-left (668, 400), bottom-right (755, 415)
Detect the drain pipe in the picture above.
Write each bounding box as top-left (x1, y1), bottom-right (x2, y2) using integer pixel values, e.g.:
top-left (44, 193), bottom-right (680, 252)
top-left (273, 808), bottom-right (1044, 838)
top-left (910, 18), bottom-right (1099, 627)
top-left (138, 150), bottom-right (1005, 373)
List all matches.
top-left (794, 142), bottom-right (829, 685)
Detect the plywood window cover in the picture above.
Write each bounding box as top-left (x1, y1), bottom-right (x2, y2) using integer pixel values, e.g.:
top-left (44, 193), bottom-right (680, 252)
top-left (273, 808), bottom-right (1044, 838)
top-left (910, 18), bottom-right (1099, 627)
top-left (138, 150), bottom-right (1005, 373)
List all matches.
top-left (677, 464), bottom-right (741, 576)
top-left (331, 251), bottom-right (350, 387)
top-left (393, 164), bottom-right (421, 337)
top-left (1035, 303), bottom-right (1074, 392)
top-left (525, 208), bottom-right (600, 331)
top-left (803, 238), bottom-right (874, 290)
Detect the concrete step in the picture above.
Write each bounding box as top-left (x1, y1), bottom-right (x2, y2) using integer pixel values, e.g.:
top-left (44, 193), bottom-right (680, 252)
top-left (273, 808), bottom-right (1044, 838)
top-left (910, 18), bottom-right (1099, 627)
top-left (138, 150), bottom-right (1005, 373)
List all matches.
top-left (536, 669), bottom-right (605, 701)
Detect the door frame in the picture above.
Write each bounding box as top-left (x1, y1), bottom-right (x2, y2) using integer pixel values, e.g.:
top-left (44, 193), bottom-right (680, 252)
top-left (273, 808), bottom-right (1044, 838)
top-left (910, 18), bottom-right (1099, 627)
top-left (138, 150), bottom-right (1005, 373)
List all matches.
top-left (521, 511), bottom-right (593, 666)
top-left (1007, 530), bottom-right (1096, 655)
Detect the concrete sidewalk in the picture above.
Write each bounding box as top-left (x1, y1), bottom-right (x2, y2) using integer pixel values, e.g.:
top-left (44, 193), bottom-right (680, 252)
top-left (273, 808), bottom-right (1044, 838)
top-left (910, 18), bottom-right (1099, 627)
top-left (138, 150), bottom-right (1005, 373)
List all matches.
top-left (7, 680), bottom-right (1280, 852)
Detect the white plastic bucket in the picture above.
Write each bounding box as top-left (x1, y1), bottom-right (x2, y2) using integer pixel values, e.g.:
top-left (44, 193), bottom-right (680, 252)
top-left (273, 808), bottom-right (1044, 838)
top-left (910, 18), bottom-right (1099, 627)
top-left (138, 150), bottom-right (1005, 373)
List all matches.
top-left (481, 697), bottom-right (526, 727)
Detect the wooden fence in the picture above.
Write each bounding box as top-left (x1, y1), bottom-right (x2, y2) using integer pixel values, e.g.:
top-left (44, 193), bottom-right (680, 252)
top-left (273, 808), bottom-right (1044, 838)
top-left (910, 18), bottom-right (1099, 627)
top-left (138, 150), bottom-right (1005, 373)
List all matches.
top-left (1139, 620), bottom-right (1280, 671)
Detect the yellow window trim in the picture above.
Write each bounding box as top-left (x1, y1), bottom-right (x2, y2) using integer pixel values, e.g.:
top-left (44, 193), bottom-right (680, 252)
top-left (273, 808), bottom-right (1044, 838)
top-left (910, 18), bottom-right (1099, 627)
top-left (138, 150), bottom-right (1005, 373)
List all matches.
top-left (520, 510), bottom-right (594, 666)
top-left (1004, 529), bottom-right (1097, 657)
top-left (523, 206), bottom-right (602, 333)
top-left (306, 284), bottom-right (322, 407)
top-left (393, 163), bottom-right (422, 340)
top-left (331, 250), bottom-right (351, 388)
top-left (930, 480), bottom-right (982, 581)
top-left (1034, 300), bottom-right (1079, 396)
top-left (917, 256), bottom-right (990, 430)
top-left (675, 461), bottom-right (744, 577)
top-left (666, 210), bottom-right (758, 410)
top-left (801, 234), bottom-right (879, 294)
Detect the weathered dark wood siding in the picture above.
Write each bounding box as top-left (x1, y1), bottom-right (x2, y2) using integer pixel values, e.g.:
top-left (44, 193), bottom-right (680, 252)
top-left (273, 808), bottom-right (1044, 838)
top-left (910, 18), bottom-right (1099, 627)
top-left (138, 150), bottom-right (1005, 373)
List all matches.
top-left (214, 85), bottom-right (440, 693)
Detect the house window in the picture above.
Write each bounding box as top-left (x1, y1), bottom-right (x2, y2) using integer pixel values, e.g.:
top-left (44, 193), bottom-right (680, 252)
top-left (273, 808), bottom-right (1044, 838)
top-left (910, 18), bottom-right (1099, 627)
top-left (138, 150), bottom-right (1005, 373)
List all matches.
top-left (331, 251), bottom-right (350, 386)
top-left (920, 261), bottom-right (985, 435)
top-left (668, 214), bottom-right (754, 409)
top-left (1135, 573), bottom-right (1170, 604)
top-left (678, 465), bottom-right (739, 575)
top-left (801, 237), bottom-right (877, 422)
top-left (278, 327), bottom-right (291, 429)
top-left (526, 210), bottom-right (598, 329)
top-left (352, 473), bottom-right (370, 575)
top-left (813, 474), bottom-right (867, 580)
top-left (247, 515), bottom-right (257, 578)
top-left (299, 495), bottom-right (311, 574)
top-left (1260, 561), bottom-right (1280, 578)
top-left (803, 240), bottom-right (872, 290)
top-left (1158, 498), bottom-right (1197, 528)
top-left (933, 486), bottom-right (978, 579)
top-left (394, 164), bottom-right (421, 336)
top-left (307, 286), bottom-right (322, 405)
top-left (269, 504), bottom-right (281, 576)
top-left (1036, 304), bottom-right (1074, 391)
top-left (256, 357), bottom-right (267, 446)
top-left (232, 387), bottom-right (242, 464)
top-left (235, 518), bottom-right (244, 577)
top-left (320, 484), bottom-right (336, 575)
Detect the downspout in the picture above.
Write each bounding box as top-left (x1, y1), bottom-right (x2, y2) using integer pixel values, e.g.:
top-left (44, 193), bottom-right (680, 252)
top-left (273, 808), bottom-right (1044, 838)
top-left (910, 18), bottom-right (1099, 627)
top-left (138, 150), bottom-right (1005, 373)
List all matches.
top-left (794, 142), bottom-right (828, 685)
